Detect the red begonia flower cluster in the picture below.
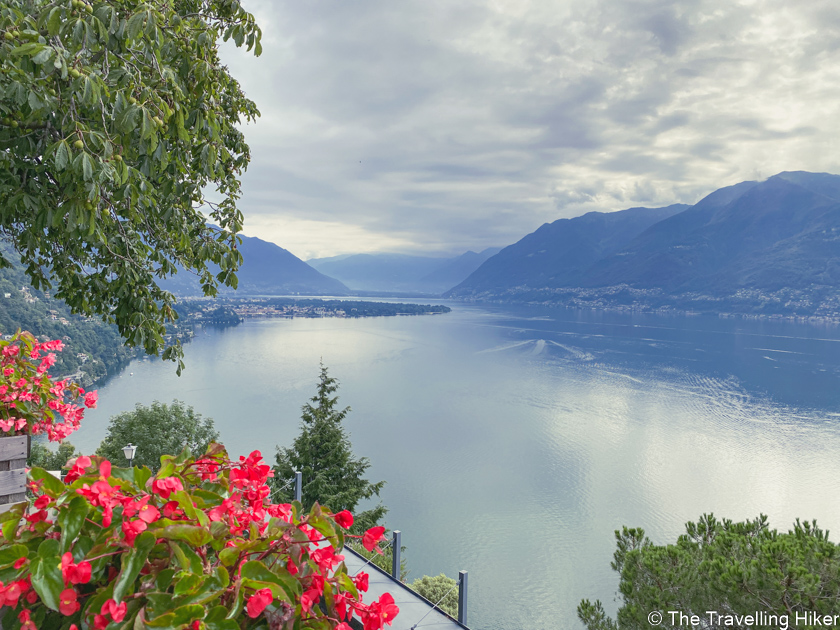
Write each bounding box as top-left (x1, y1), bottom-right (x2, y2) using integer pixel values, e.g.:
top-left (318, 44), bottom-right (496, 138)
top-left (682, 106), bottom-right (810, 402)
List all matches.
top-left (0, 444), bottom-right (399, 630)
top-left (0, 331), bottom-right (96, 441)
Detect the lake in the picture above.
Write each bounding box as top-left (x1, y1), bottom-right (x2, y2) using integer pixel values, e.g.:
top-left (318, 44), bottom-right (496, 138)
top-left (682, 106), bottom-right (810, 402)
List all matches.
top-left (70, 303), bottom-right (840, 630)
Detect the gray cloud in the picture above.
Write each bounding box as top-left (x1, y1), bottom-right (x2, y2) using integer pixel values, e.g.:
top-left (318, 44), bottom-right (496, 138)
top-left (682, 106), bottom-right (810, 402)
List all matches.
top-left (223, 0), bottom-right (840, 259)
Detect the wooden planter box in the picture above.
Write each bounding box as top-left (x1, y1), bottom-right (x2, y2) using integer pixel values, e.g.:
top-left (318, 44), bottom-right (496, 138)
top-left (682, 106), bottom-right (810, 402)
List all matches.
top-left (0, 436), bottom-right (29, 513)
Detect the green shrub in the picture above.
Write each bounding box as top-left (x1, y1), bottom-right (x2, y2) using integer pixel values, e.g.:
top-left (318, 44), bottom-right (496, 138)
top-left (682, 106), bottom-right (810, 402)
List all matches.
top-left (410, 574), bottom-right (459, 617)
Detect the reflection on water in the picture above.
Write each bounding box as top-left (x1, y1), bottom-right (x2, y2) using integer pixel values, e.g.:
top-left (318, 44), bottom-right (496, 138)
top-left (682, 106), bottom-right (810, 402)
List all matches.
top-left (74, 304), bottom-right (840, 630)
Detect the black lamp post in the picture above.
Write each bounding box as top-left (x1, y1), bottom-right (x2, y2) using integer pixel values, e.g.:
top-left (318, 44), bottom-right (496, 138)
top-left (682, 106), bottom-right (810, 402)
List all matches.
top-left (122, 443), bottom-right (137, 468)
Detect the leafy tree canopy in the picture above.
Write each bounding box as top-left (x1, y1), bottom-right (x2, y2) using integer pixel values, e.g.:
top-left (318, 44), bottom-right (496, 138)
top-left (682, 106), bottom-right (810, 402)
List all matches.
top-left (0, 0), bottom-right (261, 369)
top-left (579, 514), bottom-right (840, 630)
top-left (27, 440), bottom-right (78, 470)
top-left (271, 364), bottom-right (387, 533)
top-left (96, 399), bottom-right (218, 471)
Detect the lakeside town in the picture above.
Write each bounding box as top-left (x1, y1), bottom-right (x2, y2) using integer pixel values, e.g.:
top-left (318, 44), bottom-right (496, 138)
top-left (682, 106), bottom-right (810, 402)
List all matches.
top-left (177, 297), bottom-right (451, 325)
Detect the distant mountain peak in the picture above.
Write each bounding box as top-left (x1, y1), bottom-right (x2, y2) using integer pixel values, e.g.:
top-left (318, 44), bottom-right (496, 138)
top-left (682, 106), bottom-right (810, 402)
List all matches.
top-left (447, 171), bottom-right (840, 319)
top-left (161, 232), bottom-right (348, 296)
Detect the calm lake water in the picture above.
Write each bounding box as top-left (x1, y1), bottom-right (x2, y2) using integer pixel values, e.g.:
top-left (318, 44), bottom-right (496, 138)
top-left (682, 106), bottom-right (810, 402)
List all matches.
top-left (71, 303), bottom-right (840, 630)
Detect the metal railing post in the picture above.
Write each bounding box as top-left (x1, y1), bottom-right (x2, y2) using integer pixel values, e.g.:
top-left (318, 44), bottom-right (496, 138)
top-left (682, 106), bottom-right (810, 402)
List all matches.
top-left (391, 530), bottom-right (401, 579)
top-left (458, 570), bottom-right (468, 625)
top-left (294, 471), bottom-right (302, 502)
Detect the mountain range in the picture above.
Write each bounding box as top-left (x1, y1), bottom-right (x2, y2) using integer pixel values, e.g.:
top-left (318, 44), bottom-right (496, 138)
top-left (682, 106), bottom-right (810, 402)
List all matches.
top-left (160, 233), bottom-right (349, 296)
top-left (159, 170), bottom-right (840, 318)
top-left (308, 248), bottom-right (501, 293)
top-left (447, 171), bottom-right (840, 318)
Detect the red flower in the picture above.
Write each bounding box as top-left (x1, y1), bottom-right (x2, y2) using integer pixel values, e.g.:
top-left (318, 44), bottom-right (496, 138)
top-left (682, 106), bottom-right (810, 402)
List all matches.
top-left (0, 580), bottom-right (23, 607)
top-left (152, 476), bottom-right (184, 499)
top-left (334, 592), bottom-right (353, 621)
top-left (13, 557), bottom-right (27, 569)
top-left (307, 574), bottom-right (325, 597)
top-left (122, 519), bottom-right (148, 545)
top-left (60, 553), bottom-right (92, 586)
top-left (246, 587), bottom-right (273, 618)
top-left (311, 547), bottom-right (344, 572)
top-left (63, 455), bottom-right (92, 483)
top-left (18, 609), bottom-right (37, 630)
top-left (59, 588), bottom-right (80, 616)
top-left (162, 500), bottom-right (185, 520)
top-left (355, 572), bottom-right (369, 593)
top-left (334, 510), bottom-right (354, 529)
top-left (99, 599), bottom-right (127, 624)
top-left (33, 495), bottom-right (50, 510)
top-left (24, 509), bottom-right (49, 524)
top-left (361, 592), bottom-right (400, 630)
top-left (362, 526), bottom-right (386, 552)
top-left (84, 391), bottom-right (98, 408)
top-left (123, 496), bottom-right (161, 524)
top-left (300, 587), bottom-right (320, 613)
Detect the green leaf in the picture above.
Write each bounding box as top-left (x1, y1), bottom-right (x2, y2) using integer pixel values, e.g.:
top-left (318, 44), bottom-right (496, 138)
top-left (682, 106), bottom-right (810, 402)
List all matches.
top-left (47, 7), bottom-right (62, 36)
top-left (145, 604), bottom-right (205, 628)
top-left (127, 11), bottom-right (145, 41)
top-left (83, 75), bottom-right (94, 104)
top-left (116, 103), bottom-right (140, 133)
top-left (81, 152), bottom-right (94, 181)
top-left (167, 541), bottom-right (203, 573)
top-left (215, 565), bottom-right (229, 589)
top-left (113, 531), bottom-right (155, 603)
top-left (2, 517), bottom-right (18, 541)
top-left (173, 572), bottom-right (203, 595)
top-left (0, 544), bottom-right (28, 567)
top-left (27, 89), bottom-right (44, 111)
top-left (11, 42), bottom-right (43, 56)
top-left (240, 560), bottom-right (300, 600)
top-left (156, 568), bottom-right (176, 592)
top-left (58, 496), bottom-right (90, 554)
top-left (307, 511), bottom-right (338, 543)
top-left (30, 554), bottom-right (64, 611)
top-left (205, 606), bottom-right (240, 630)
top-left (218, 547), bottom-right (238, 567)
top-left (134, 465), bottom-right (153, 490)
top-left (38, 538), bottom-right (59, 560)
top-left (32, 46), bottom-right (55, 65)
top-left (54, 140), bottom-right (70, 171)
top-left (29, 466), bottom-right (65, 496)
top-left (140, 108), bottom-right (155, 140)
top-left (156, 524), bottom-right (212, 547)
top-left (224, 585), bottom-right (244, 620)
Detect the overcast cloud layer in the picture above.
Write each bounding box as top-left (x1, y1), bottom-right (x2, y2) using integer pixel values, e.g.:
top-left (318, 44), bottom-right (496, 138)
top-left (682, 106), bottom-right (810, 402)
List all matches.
top-left (220, 0), bottom-right (840, 259)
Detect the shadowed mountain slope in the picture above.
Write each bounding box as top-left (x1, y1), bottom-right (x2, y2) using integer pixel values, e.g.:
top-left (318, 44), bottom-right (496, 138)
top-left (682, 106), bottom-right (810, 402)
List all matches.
top-left (161, 233), bottom-right (349, 296)
top-left (447, 204), bottom-right (687, 295)
top-left (447, 172), bottom-right (840, 318)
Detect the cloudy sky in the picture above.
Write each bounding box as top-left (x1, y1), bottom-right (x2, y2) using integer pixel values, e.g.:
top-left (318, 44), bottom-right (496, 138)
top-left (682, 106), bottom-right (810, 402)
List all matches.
top-left (220, 0), bottom-right (840, 260)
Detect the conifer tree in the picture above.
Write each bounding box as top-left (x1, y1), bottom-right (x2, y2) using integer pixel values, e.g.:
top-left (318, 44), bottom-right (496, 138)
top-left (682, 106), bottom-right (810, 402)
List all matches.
top-left (579, 514), bottom-right (840, 630)
top-left (272, 365), bottom-right (386, 532)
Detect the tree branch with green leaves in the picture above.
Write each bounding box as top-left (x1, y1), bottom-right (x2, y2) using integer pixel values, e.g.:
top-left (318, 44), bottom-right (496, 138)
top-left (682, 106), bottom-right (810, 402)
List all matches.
top-left (0, 0), bottom-right (262, 371)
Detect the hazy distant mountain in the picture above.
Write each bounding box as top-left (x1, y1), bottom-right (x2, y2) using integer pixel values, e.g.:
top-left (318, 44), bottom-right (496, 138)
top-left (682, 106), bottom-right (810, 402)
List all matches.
top-left (161, 233), bottom-right (349, 296)
top-left (447, 172), bottom-right (840, 318)
top-left (308, 248), bottom-right (501, 293)
top-left (418, 248), bottom-right (502, 290)
top-left (447, 205), bottom-right (688, 295)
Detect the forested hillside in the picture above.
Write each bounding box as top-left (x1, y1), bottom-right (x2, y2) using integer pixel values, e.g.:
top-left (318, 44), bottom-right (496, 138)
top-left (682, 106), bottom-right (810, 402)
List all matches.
top-left (0, 247), bottom-right (136, 386)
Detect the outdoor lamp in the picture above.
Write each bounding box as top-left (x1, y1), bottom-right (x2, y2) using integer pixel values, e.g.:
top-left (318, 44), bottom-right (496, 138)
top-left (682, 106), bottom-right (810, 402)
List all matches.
top-left (123, 443), bottom-right (137, 468)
